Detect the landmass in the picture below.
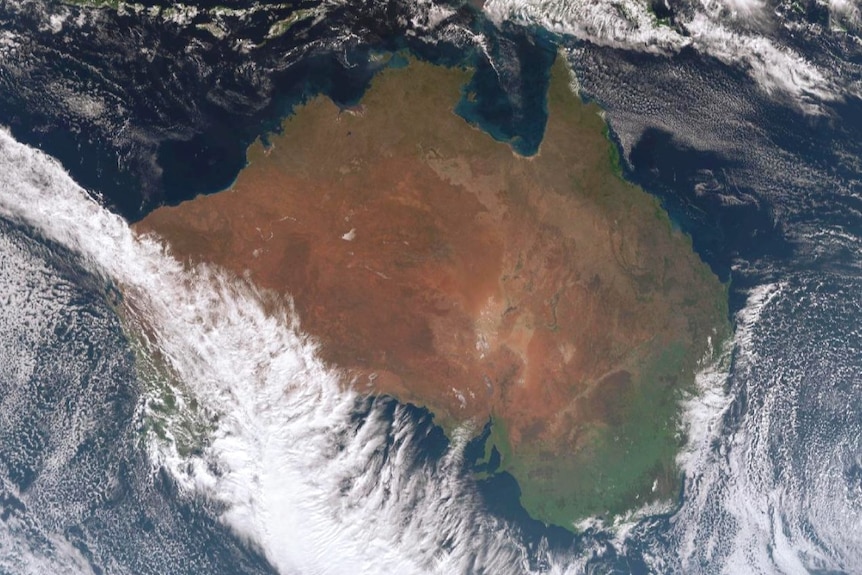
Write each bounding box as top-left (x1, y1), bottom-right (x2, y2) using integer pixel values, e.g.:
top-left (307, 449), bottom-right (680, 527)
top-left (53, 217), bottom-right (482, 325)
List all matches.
top-left (135, 54), bottom-right (729, 526)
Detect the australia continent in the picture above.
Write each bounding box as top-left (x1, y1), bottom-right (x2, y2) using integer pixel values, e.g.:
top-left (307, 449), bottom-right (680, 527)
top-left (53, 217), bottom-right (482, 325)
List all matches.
top-left (136, 54), bottom-right (729, 527)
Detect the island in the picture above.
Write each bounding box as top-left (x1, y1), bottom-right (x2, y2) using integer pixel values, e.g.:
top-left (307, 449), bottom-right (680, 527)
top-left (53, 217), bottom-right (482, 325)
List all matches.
top-left (135, 54), bottom-right (729, 527)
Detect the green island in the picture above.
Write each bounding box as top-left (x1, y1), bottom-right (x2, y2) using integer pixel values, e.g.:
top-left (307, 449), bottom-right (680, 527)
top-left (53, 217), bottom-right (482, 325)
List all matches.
top-left (136, 53), bottom-right (730, 528)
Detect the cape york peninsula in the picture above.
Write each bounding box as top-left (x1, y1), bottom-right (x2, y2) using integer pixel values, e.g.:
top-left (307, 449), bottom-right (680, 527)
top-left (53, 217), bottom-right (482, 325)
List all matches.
top-left (135, 53), bottom-right (730, 528)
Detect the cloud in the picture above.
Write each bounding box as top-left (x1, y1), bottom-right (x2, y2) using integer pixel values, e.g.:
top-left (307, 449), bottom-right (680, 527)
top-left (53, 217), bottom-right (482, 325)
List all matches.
top-left (483, 0), bottom-right (847, 111)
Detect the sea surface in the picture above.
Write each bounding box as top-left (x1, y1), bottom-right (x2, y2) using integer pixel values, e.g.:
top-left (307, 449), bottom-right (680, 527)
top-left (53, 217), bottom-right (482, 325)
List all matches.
top-left (0, 0), bottom-right (861, 573)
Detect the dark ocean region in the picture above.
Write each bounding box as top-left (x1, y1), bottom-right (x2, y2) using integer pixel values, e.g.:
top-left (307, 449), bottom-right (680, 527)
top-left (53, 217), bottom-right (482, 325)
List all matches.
top-left (624, 87), bottom-right (862, 307)
top-left (569, 43), bottom-right (862, 278)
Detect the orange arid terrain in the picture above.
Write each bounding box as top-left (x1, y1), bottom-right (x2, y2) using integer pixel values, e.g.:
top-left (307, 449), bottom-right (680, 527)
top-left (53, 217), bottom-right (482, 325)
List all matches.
top-left (136, 54), bottom-right (729, 526)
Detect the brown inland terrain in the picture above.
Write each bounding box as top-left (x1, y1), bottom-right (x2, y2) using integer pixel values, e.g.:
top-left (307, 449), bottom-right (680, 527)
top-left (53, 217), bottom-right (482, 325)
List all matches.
top-left (136, 54), bottom-right (729, 527)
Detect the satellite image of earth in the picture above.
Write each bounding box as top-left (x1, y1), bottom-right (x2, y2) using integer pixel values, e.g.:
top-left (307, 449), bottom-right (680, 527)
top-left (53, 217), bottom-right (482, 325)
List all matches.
top-left (0, 0), bottom-right (861, 573)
